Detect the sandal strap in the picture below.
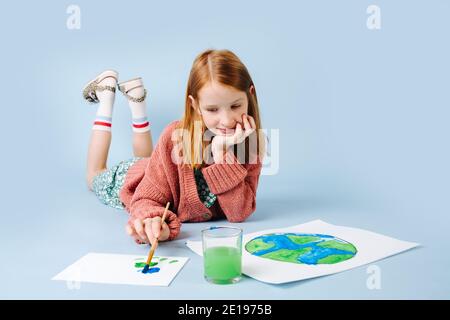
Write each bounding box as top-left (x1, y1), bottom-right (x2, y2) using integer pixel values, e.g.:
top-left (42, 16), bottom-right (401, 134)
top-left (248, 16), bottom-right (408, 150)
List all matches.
top-left (95, 84), bottom-right (116, 93)
top-left (121, 88), bottom-right (147, 103)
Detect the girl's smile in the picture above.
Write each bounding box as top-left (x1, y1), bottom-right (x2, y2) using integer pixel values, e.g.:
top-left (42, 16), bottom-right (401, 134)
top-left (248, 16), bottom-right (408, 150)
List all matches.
top-left (216, 127), bottom-right (236, 135)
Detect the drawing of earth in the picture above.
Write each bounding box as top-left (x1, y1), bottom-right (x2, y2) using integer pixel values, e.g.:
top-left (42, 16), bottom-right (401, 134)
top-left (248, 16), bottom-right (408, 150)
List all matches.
top-left (245, 233), bottom-right (357, 265)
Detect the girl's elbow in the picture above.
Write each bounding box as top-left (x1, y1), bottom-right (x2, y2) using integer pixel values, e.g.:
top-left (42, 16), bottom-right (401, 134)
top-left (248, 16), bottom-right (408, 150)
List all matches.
top-left (227, 205), bottom-right (256, 223)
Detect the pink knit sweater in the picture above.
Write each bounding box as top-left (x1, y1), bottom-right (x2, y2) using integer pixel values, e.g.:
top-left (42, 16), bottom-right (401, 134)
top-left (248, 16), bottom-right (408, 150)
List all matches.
top-left (119, 120), bottom-right (263, 241)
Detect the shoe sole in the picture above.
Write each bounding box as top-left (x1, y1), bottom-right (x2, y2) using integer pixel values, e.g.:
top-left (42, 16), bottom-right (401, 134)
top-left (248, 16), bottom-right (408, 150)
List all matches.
top-left (118, 77), bottom-right (144, 94)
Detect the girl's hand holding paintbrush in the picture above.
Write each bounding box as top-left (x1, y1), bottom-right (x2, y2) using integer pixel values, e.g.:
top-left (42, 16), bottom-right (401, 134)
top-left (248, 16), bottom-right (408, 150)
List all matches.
top-left (141, 202), bottom-right (170, 274)
top-left (126, 216), bottom-right (170, 245)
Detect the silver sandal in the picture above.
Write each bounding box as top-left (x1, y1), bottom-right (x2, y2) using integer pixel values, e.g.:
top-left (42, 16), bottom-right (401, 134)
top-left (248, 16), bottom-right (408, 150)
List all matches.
top-left (82, 70), bottom-right (118, 103)
top-left (117, 77), bottom-right (147, 102)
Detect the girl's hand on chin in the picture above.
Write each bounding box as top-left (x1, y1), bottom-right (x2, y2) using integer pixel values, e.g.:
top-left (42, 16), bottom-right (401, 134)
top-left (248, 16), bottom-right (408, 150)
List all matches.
top-left (211, 114), bottom-right (256, 162)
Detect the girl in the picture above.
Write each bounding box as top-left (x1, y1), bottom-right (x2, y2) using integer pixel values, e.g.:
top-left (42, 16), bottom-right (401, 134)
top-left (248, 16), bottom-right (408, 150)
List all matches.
top-left (83, 49), bottom-right (265, 246)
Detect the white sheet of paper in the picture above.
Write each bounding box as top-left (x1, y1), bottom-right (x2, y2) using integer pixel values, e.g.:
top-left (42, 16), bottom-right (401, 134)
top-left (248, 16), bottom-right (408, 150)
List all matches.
top-left (52, 253), bottom-right (189, 286)
top-left (186, 220), bottom-right (419, 284)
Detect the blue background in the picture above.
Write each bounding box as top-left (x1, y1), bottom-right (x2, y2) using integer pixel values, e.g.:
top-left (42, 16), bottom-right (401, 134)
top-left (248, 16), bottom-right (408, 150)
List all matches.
top-left (0, 0), bottom-right (449, 299)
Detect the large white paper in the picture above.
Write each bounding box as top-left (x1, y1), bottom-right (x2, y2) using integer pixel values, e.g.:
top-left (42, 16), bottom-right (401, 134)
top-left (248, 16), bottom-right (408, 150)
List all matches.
top-left (52, 253), bottom-right (189, 286)
top-left (186, 220), bottom-right (419, 284)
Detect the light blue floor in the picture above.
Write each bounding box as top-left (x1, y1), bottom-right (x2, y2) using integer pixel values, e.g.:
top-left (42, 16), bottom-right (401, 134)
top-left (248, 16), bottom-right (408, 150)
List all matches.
top-left (1, 1), bottom-right (449, 299)
top-left (1, 174), bottom-right (447, 299)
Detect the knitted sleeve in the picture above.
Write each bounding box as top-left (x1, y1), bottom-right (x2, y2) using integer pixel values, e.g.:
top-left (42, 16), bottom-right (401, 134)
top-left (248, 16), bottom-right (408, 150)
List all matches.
top-left (201, 151), bottom-right (263, 222)
top-left (127, 125), bottom-right (181, 240)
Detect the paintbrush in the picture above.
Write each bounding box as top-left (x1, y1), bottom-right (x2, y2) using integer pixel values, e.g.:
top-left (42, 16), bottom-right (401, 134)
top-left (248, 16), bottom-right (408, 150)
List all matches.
top-left (142, 202), bottom-right (170, 274)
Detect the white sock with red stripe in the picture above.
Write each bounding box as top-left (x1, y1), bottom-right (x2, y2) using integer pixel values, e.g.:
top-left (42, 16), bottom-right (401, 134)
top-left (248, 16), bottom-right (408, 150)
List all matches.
top-left (127, 86), bottom-right (150, 133)
top-left (92, 78), bottom-right (116, 132)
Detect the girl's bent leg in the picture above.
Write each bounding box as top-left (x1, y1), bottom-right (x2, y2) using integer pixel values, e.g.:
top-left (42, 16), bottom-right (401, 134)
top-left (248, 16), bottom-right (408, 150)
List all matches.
top-left (133, 131), bottom-right (154, 158)
top-left (83, 71), bottom-right (117, 191)
top-left (118, 77), bottom-right (152, 158)
top-left (86, 130), bottom-right (111, 190)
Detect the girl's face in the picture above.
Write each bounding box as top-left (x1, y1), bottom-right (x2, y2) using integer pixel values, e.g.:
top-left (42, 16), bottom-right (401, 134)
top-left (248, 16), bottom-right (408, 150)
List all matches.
top-left (190, 81), bottom-right (253, 136)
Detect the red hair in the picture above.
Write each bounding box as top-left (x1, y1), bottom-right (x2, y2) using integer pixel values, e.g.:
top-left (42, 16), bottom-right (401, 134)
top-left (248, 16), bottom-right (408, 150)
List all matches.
top-left (176, 49), bottom-right (266, 169)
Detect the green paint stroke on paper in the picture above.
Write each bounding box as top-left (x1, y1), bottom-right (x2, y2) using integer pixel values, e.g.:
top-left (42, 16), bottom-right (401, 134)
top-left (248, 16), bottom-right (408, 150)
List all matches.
top-left (134, 262), bottom-right (158, 268)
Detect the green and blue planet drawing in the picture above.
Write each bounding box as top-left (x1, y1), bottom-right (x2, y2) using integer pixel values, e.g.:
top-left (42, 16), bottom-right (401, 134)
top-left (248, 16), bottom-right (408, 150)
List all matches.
top-left (245, 233), bottom-right (357, 265)
top-left (134, 257), bottom-right (179, 274)
top-left (134, 233), bottom-right (356, 275)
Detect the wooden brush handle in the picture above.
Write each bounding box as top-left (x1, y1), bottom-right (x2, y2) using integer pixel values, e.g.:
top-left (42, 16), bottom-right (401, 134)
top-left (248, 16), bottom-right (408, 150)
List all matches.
top-left (161, 202), bottom-right (170, 224)
top-left (145, 202), bottom-right (170, 266)
top-left (146, 241), bottom-right (159, 265)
